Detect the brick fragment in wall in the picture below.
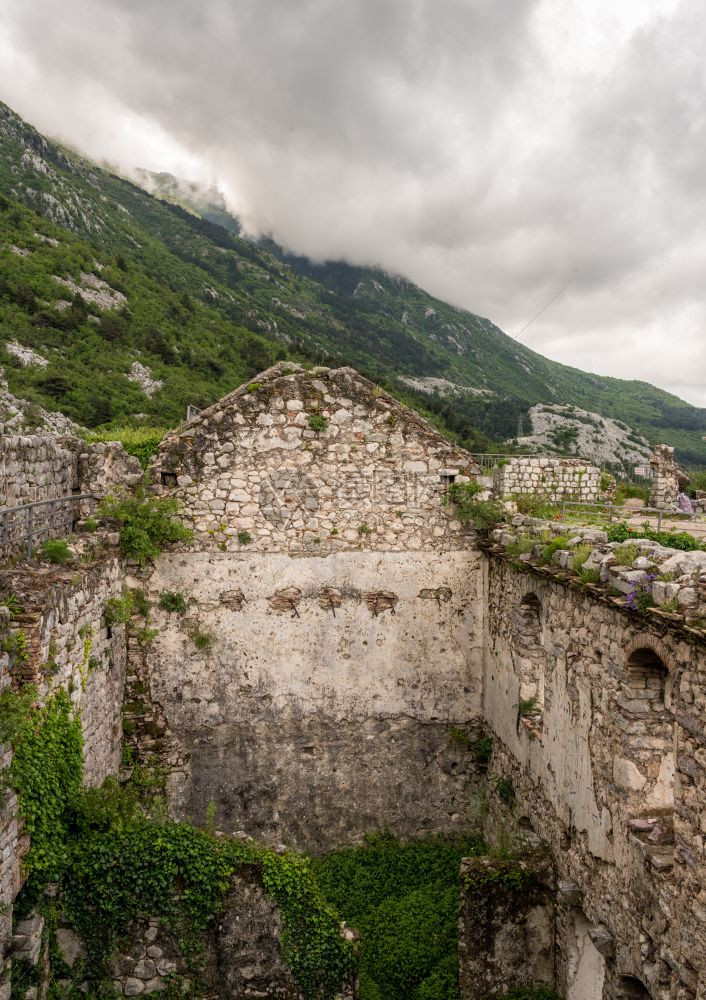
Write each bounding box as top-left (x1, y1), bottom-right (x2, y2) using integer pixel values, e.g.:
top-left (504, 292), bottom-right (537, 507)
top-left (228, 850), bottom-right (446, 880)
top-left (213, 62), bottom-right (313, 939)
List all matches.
top-left (220, 589), bottom-right (246, 611)
top-left (318, 587), bottom-right (342, 609)
top-left (268, 587), bottom-right (302, 613)
top-left (418, 587), bottom-right (452, 602)
top-left (365, 590), bottom-right (398, 616)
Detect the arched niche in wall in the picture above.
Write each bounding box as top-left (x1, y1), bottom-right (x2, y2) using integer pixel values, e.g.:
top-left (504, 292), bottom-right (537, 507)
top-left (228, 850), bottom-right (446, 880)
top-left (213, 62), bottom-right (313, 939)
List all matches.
top-left (618, 641), bottom-right (676, 814)
top-left (617, 975), bottom-right (652, 999)
top-left (513, 591), bottom-right (546, 731)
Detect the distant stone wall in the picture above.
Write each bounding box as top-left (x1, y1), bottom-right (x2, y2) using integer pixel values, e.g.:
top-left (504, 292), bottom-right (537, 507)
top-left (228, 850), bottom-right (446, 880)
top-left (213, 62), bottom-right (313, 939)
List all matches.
top-left (492, 457), bottom-right (600, 503)
top-left (649, 444), bottom-right (681, 510)
top-left (0, 434), bottom-right (142, 558)
top-left (0, 433), bottom-right (78, 507)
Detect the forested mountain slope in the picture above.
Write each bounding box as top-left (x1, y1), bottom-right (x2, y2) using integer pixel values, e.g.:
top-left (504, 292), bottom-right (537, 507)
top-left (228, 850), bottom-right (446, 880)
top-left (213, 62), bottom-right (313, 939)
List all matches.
top-left (1, 100), bottom-right (704, 463)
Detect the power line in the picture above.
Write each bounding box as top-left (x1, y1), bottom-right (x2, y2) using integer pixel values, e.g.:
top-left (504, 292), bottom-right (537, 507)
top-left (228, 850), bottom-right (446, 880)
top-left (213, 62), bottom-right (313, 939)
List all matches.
top-left (514, 273), bottom-right (577, 340)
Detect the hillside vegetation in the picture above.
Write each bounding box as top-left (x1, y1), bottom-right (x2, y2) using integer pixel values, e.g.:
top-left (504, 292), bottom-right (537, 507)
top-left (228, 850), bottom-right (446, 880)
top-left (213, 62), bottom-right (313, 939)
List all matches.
top-left (1, 100), bottom-right (705, 463)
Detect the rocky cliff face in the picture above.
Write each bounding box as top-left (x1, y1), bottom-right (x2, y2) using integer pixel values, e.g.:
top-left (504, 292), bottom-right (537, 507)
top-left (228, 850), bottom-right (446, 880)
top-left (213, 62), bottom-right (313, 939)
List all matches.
top-left (516, 403), bottom-right (652, 471)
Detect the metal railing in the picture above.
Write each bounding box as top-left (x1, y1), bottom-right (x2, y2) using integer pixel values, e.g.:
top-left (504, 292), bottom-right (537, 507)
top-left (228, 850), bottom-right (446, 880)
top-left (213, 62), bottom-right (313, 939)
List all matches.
top-left (0, 494), bottom-right (100, 559)
top-left (560, 500), bottom-right (696, 532)
top-left (186, 404), bottom-right (203, 422)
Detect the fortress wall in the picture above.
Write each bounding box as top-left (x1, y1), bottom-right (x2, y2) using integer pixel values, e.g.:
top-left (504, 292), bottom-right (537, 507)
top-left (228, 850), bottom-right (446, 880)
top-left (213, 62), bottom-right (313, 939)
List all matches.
top-left (143, 546), bottom-right (486, 852)
top-left (0, 433), bottom-right (78, 507)
top-left (0, 554), bottom-right (128, 999)
top-left (479, 554), bottom-right (705, 1000)
top-left (492, 456), bottom-right (600, 502)
top-left (141, 364), bottom-right (487, 850)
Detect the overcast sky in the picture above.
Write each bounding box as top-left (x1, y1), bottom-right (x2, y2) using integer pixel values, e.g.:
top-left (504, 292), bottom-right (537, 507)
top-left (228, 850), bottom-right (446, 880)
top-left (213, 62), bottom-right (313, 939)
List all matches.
top-left (1, 0), bottom-right (705, 405)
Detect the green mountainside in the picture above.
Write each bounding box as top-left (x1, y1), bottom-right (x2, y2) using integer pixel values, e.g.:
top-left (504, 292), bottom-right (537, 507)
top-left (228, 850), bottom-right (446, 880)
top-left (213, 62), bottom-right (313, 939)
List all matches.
top-left (1, 100), bottom-right (705, 463)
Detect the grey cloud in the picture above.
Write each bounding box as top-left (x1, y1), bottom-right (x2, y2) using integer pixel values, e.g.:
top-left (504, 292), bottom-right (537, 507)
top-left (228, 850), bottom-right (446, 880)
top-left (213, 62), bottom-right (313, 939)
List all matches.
top-left (1, 0), bottom-right (705, 404)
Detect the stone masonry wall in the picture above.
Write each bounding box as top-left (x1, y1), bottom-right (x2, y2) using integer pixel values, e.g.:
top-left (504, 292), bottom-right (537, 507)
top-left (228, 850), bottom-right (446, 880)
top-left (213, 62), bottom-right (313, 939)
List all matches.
top-left (141, 363), bottom-right (487, 851)
top-left (0, 434), bottom-right (78, 508)
top-left (141, 548), bottom-right (487, 851)
top-left (0, 434), bottom-right (142, 558)
top-left (481, 553), bottom-right (705, 1000)
top-left (149, 362), bottom-right (480, 554)
top-left (493, 456), bottom-right (600, 503)
top-left (0, 551), bottom-right (129, 999)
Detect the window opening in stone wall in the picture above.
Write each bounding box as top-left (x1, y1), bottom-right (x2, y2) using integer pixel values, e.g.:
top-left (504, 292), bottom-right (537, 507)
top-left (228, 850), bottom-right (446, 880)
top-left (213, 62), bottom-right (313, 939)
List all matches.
top-left (514, 593), bottom-right (545, 735)
top-left (621, 646), bottom-right (675, 859)
top-left (439, 473), bottom-right (456, 485)
top-left (617, 975), bottom-right (652, 999)
top-left (626, 648), bottom-right (670, 709)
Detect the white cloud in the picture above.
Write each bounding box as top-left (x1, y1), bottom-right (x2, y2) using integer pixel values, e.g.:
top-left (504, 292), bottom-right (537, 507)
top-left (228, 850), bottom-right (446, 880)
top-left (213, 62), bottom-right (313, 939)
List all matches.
top-left (0, 0), bottom-right (704, 405)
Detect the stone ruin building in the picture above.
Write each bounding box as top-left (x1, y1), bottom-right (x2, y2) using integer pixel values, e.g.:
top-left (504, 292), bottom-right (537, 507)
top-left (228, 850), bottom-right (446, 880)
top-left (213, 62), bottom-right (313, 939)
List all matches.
top-left (0, 362), bottom-right (704, 999)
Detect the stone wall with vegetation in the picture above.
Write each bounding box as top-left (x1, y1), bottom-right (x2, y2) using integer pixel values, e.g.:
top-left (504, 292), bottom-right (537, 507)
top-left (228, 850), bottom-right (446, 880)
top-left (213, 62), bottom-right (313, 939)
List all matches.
top-left (480, 548), bottom-right (705, 1000)
top-left (0, 434), bottom-right (78, 508)
top-left (492, 456), bottom-right (600, 503)
top-left (149, 362), bottom-right (478, 554)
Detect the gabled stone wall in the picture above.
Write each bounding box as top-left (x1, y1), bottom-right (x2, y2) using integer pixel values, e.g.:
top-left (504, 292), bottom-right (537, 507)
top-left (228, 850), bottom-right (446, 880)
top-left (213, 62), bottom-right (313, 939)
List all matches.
top-left (150, 363), bottom-right (478, 554)
top-left (139, 364), bottom-right (487, 850)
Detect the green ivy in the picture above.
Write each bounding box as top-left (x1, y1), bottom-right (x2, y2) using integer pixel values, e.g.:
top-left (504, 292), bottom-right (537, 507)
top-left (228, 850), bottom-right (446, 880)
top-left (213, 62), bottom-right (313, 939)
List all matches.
top-left (63, 819), bottom-right (354, 998)
top-left (7, 689), bottom-right (83, 900)
top-left (312, 832), bottom-right (485, 1000)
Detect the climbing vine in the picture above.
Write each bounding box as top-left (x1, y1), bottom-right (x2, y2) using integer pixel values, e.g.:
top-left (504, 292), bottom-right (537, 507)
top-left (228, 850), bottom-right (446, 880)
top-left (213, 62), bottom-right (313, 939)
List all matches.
top-left (4, 688), bottom-right (83, 902)
top-left (63, 816), bottom-right (355, 998)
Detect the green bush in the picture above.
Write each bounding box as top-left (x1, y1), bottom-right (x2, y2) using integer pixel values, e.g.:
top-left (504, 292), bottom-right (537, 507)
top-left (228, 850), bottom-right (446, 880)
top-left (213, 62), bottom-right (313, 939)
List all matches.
top-left (0, 629), bottom-right (29, 662)
top-left (539, 536), bottom-right (569, 565)
top-left (189, 627), bottom-right (215, 652)
top-left (86, 426), bottom-right (167, 470)
top-left (312, 833), bottom-right (485, 1000)
top-left (613, 543), bottom-right (640, 566)
top-left (103, 592), bottom-right (135, 627)
top-left (512, 494), bottom-right (559, 520)
top-left (237, 530), bottom-right (252, 545)
top-left (614, 482), bottom-right (649, 504)
top-left (41, 538), bottom-right (72, 564)
top-left (506, 535), bottom-right (535, 557)
top-left (444, 482), bottom-right (505, 532)
top-left (159, 590), bottom-right (189, 613)
top-left (99, 485), bottom-right (193, 565)
top-left (606, 521), bottom-right (705, 552)
top-left (570, 544), bottom-right (592, 572)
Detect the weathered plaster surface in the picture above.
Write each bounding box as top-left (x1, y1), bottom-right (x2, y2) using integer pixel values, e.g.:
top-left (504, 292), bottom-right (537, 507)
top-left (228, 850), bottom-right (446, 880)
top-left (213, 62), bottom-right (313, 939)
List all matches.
top-left (144, 549), bottom-right (486, 849)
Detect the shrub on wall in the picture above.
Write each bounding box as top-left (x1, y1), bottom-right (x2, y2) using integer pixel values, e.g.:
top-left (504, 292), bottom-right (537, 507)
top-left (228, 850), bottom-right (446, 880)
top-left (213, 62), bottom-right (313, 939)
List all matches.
top-left (443, 482), bottom-right (505, 532)
top-left (99, 486), bottom-right (193, 564)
